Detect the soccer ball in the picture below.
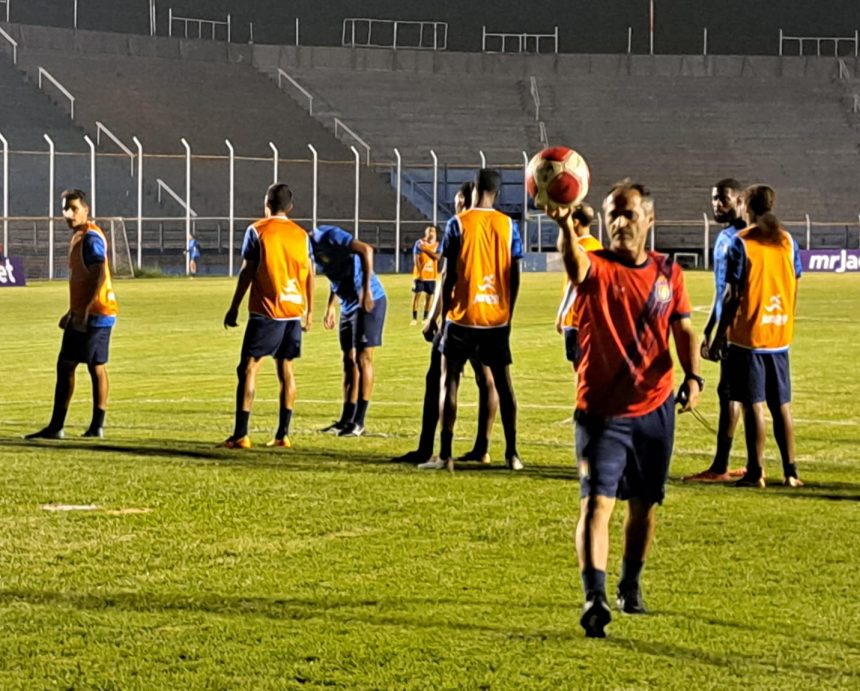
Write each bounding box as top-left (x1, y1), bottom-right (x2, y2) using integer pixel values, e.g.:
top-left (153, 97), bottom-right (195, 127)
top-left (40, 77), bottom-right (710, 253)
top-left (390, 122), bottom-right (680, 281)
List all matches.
top-left (526, 146), bottom-right (590, 210)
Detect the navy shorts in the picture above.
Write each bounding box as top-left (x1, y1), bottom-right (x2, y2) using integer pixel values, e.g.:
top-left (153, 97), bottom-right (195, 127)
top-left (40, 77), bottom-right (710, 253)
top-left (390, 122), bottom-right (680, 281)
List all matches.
top-left (725, 346), bottom-right (791, 407)
top-left (575, 395), bottom-right (675, 505)
top-left (412, 279), bottom-right (436, 295)
top-left (440, 321), bottom-right (512, 369)
top-left (60, 324), bottom-right (112, 365)
top-left (241, 316), bottom-right (302, 360)
top-left (339, 295), bottom-right (387, 352)
top-left (563, 327), bottom-right (580, 365)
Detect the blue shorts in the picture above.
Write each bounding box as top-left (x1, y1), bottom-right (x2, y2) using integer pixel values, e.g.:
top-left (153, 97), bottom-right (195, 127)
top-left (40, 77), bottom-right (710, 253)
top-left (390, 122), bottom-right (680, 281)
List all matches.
top-left (726, 346), bottom-right (791, 407)
top-left (60, 323), bottom-right (112, 365)
top-left (563, 327), bottom-right (580, 365)
top-left (412, 279), bottom-right (436, 295)
top-left (575, 395), bottom-right (675, 505)
top-left (241, 316), bottom-right (302, 360)
top-left (441, 321), bottom-right (512, 369)
top-left (339, 295), bottom-right (387, 352)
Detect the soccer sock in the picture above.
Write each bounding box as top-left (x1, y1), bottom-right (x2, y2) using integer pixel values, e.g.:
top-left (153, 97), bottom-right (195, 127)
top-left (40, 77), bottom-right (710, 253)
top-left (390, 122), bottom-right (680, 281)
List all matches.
top-left (412, 310), bottom-right (417, 320)
top-left (276, 408), bottom-right (293, 439)
top-left (48, 376), bottom-right (71, 431)
top-left (233, 411), bottom-right (250, 439)
top-left (440, 429), bottom-right (454, 460)
top-left (581, 568), bottom-right (607, 598)
top-left (353, 399), bottom-right (369, 426)
top-left (710, 433), bottom-right (734, 474)
top-left (472, 435), bottom-right (489, 456)
top-left (340, 401), bottom-right (356, 425)
top-left (89, 407), bottom-right (106, 431)
top-left (619, 558), bottom-right (644, 590)
top-left (783, 462), bottom-right (799, 479)
top-left (423, 310), bottom-right (429, 320)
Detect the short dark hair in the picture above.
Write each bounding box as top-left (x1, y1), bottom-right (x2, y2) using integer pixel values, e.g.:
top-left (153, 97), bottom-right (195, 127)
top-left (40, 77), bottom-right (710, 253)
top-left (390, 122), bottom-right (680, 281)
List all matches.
top-left (458, 180), bottom-right (475, 210)
top-left (61, 188), bottom-right (88, 208)
top-left (715, 178), bottom-right (742, 193)
top-left (475, 168), bottom-right (503, 199)
top-left (266, 183), bottom-right (293, 214)
top-left (571, 202), bottom-right (594, 227)
top-left (608, 179), bottom-right (654, 212)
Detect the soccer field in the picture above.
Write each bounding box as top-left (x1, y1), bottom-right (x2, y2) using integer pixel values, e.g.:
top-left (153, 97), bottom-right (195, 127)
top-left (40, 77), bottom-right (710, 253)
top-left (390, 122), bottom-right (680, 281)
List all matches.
top-left (0, 272), bottom-right (858, 688)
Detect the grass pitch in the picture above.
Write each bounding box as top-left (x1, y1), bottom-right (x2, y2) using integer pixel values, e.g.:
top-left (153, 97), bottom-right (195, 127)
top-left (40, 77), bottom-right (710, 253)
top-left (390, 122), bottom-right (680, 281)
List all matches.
top-left (0, 271), bottom-right (858, 689)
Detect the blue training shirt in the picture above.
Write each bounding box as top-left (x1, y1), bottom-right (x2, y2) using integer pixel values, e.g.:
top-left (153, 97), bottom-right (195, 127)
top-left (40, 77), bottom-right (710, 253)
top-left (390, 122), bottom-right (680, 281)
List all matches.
top-left (82, 230), bottom-right (116, 328)
top-left (712, 218), bottom-right (746, 323)
top-left (311, 225), bottom-right (385, 316)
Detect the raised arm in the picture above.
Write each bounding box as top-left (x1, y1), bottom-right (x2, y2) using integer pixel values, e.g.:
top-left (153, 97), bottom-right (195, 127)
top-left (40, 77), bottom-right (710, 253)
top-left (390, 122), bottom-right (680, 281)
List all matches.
top-left (551, 207), bottom-right (590, 286)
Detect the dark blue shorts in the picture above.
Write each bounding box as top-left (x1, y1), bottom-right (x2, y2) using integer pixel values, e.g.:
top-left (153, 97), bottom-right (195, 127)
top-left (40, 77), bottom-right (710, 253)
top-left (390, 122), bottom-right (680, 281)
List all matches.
top-left (440, 321), bottom-right (512, 369)
top-left (726, 346), bottom-right (791, 407)
top-left (575, 395), bottom-right (675, 505)
top-left (60, 324), bottom-right (112, 365)
top-left (412, 279), bottom-right (436, 295)
top-left (241, 316), bottom-right (302, 360)
top-left (339, 295), bottom-right (387, 352)
top-left (563, 327), bottom-right (580, 365)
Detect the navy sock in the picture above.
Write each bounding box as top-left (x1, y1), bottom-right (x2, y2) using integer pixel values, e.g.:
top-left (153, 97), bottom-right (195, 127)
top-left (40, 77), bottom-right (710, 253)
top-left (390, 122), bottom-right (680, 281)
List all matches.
top-left (89, 407), bottom-right (105, 431)
top-left (472, 436), bottom-right (489, 456)
top-left (353, 399), bottom-right (369, 426)
top-left (340, 402), bottom-right (356, 425)
top-left (619, 558), bottom-right (644, 590)
top-left (276, 408), bottom-right (292, 439)
top-left (710, 433), bottom-right (734, 474)
top-left (581, 568), bottom-right (607, 598)
top-left (233, 411), bottom-right (250, 439)
top-left (422, 311), bottom-right (429, 320)
top-left (440, 430), bottom-right (454, 459)
top-left (412, 310), bottom-right (417, 320)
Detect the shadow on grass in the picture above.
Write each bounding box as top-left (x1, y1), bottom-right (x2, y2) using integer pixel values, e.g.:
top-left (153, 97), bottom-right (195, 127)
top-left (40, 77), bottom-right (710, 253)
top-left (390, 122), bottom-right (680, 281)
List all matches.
top-left (0, 588), bottom-right (853, 681)
top-left (668, 476), bottom-right (860, 502)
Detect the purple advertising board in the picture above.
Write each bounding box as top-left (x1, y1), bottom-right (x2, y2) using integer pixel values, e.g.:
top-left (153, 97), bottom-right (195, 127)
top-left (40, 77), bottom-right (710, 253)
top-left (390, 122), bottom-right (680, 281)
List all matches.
top-left (0, 256), bottom-right (26, 287)
top-left (799, 250), bottom-right (860, 273)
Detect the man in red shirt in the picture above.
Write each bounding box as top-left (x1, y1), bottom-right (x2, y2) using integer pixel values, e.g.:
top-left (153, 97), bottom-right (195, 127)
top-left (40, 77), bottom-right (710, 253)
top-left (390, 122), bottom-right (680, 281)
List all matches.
top-left (549, 180), bottom-right (702, 638)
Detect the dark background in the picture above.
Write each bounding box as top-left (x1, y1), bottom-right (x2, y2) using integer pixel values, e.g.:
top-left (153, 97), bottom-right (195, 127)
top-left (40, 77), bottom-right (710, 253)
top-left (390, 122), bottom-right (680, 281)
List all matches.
top-left (8, 0), bottom-right (859, 55)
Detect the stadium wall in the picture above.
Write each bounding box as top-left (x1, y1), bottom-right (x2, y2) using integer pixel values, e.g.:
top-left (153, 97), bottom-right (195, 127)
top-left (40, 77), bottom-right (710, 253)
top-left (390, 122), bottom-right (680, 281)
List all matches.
top-left (6, 0), bottom-right (860, 56)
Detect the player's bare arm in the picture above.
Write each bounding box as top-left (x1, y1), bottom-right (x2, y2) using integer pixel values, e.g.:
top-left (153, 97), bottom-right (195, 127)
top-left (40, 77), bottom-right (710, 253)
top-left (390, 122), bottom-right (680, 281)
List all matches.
top-left (74, 260), bottom-right (105, 332)
top-left (551, 207), bottom-right (591, 286)
top-left (672, 316), bottom-right (702, 412)
top-left (323, 290), bottom-right (337, 330)
top-left (509, 258), bottom-right (521, 317)
top-left (556, 281), bottom-right (575, 334)
top-left (423, 257), bottom-right (446, 342)
top-left (708, 284), bottom-right (741, 361)
top-left (303, 266), bottom-right (314, 332)
top-left (224, 259), bottom-right (257, 328)
top-left (349, 239), bottom-right (375, 312)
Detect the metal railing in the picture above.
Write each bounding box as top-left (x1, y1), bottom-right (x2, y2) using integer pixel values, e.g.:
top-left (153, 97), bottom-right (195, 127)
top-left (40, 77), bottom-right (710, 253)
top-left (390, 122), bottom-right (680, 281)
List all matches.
top-left (0, 24), bottom-right (17, 65)
top-left (1, 0), bottom-right (8, 23)
top-left (342, 18), bottom-right (448, 50)
top-left (156, 178), bottom-right (197, 217)
top-left (168, 8), bottom-right (231, 42)
top-left (538, 121), bottom-right (548, 147)
top-left (37, 67), bottom-right (75, 119)
top-left (95, 121), bottom-right (135, 174)
top-left (529, 76), bottom-right (541, 121)
top-left (482, 26), bottom-right (559, 54)
top-left (779, 29), bottom-right (859, 57)
top-left (839, 59), bottom-right (851, 81)
top-left (334, 118), bottom-right (371, 165)
top-left (276, 68), bottom-right (314, 115)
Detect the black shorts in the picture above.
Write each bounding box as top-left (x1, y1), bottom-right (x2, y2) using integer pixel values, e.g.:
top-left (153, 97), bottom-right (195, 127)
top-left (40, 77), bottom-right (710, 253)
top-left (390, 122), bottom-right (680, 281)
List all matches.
top-left (412, 279), bottom-right (436, 295)
top-left (241, 316), bottom-right (302, 360)
top-left (725, 346), bottom-right (791, 407)
top-left (563, 327), bottom-right (580, 365)
top-left (575, 395), bottom-right (675, 505)
top-left (60, 323), bottom-right (112, 365)
top-left (339, 295), bottom-right (387, 352)
top-left (440, 321), bottom-right (512, 369)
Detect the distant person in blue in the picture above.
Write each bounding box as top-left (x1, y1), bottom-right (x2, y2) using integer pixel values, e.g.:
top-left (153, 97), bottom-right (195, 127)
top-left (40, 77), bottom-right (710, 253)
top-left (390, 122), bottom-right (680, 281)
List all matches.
top-left (685, 179), bottom-right (747, 482)
top-left (310, 225), bottom-right (386, 437)
top-left (185, 232), bottom-right (201, 276)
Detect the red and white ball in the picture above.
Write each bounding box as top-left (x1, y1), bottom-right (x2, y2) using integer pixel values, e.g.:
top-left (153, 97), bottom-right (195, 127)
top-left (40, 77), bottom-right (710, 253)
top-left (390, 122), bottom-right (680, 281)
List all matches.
top-left (526, 146), bottom-right (591, 210)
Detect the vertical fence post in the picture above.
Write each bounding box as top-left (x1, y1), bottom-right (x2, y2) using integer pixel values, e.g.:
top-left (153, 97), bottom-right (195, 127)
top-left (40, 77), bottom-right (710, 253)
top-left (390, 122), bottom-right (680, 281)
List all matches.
top-left (430, 149), bottom-right (439, 229)
top-left (779, 28), bottom-right (783, 57)
top-left (394, 148), bottom-right (402, 273)
top-left (703, 28), bottom-right (708, 56)
top-left (44, 134), bottom-right (55, 280)
top-left (227, 13), bottom-right (231, 42)
top-left (83, 135), bottom-right (96, 217)
top-left (133, 136), bottom-right (143, 269)
top-left (597, 211), bottom-right (604, 245)
top-left (627, 27), bottom-right (632, 55)
top-left (479, 150), bottom-right (486, 168)
top-left (649, 0), bottom-right (655, 55)
top-left (0, 132), bottom-right (8, 257)
top-left (703, 213), bottom-right (710, 271)
top-left (225, 139), bottom-right (235, 276)
top-left (181, 137), bottom-right (191, 276)
top-left (805, 214), bottom-right (811, 250)
top-left (295, 17), bottom-right (300, 47)
top-left (650, 223), bottom-right (655, 252)
top-left (308, 144), bottom-right (318, 229)
top-left (521, 151), bottom-right (529, 245)
top-left (168, 7), bottom-right (173, 37)
top-left (350, 146), bottom-right (360, 239)
top-left (74, 0), bottom-right (78, 29)
top-left (268, 142), bottom-right (278, 184)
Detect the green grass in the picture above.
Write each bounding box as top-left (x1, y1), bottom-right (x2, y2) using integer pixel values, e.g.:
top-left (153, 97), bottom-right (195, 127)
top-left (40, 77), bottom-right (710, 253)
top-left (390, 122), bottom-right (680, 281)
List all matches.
top-left (0, 272), bottom-right (858, 689)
